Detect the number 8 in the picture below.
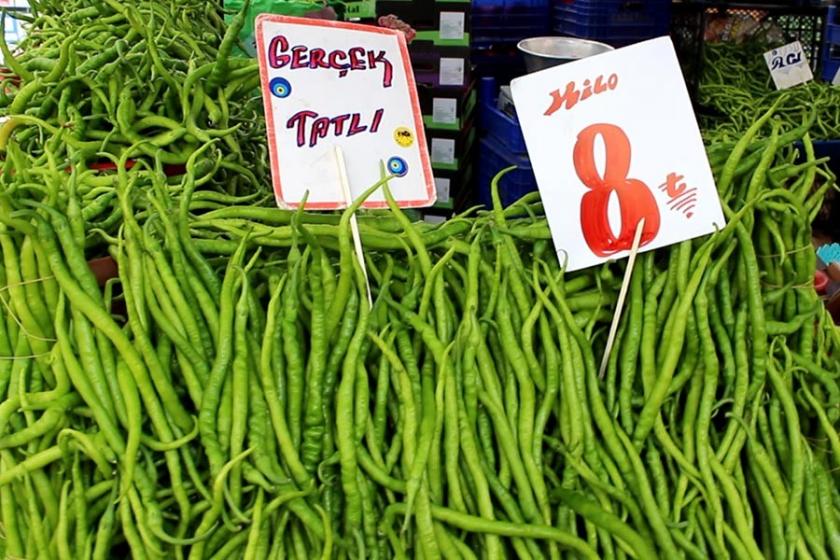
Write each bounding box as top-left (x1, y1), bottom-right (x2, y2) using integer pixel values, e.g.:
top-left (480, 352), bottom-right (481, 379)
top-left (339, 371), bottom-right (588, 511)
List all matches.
top-left (573, 123), bottom-right (660, 257)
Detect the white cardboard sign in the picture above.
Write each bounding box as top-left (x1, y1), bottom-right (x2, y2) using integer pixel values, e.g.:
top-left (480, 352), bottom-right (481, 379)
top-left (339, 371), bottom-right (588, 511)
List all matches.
top-left (256, 15), bottom-right (435, 209)
top-left (764, 41), bottom-right (813, 90)
top-left (511, 37), bottom-right (725, 272)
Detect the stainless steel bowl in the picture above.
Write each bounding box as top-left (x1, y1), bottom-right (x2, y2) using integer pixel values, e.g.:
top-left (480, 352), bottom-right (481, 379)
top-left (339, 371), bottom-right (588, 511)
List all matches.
top-left (517, 36), bottom-right (614, 73)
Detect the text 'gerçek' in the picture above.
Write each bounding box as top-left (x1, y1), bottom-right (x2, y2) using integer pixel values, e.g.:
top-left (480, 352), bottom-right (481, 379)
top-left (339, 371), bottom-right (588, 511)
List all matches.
top-left (267, 35), bottom-right (394, 88)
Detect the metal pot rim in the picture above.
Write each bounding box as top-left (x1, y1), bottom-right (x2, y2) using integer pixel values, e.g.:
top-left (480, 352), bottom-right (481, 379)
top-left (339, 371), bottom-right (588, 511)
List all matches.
top-left (516, 36), bottom-right (615, 60)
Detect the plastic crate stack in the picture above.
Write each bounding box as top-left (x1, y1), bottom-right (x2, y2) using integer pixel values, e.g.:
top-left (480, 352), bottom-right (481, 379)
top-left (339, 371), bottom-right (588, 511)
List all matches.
top-left (377, 2), bottom-right (476, 218)
top-left (471, 0), bottom-right (550, 84)
top-left (823, 6), bottom-right (839, 83)
top-left (553, 0), bottom-right (670, 47)
top-left (476, 77), bottom-right (538, 208)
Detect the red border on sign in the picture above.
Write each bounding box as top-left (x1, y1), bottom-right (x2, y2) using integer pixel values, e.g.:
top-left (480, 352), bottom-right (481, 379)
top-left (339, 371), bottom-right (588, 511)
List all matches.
top-left (255, 14), bottom-right (436, 210)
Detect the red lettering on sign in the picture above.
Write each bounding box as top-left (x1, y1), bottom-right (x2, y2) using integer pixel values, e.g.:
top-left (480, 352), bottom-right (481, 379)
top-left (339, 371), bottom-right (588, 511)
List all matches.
top-left (309, 48), bottom-right (329, 69)
top-left (663, 173), bottom-right (686, 198)
top-left (286, 110), bottom-right (384, 148)
top-left (290, 45), bottom-right (308, 69)
top-left (545, 81), bottom-right (580, 115)
top-left (287, 110), bottom-right (318, 147)
top-left (348, 47), bottom-right (366, 71)
top-left (332, 114), bottom-right (351, 135)
top-left (368, 51), bottom-right (393, 88)
top-left (268, 35), bottom-right (291, 68)
top-left (658, 172), bottom-right (698, 219)
top-left (311, 117), bottom-right (331, 146)
top-left (266, 36), bottom-right (394, 86)
top-left (329, 50), bottom-right (349, 73)
top-left (347, 113), bottom-right (367, 136)
top-left (573, 123), bottom-right (660, 256)
top-left (369, 108), bottom-right (384, 133)
top-left (544, 73), bottom-right (619, 116)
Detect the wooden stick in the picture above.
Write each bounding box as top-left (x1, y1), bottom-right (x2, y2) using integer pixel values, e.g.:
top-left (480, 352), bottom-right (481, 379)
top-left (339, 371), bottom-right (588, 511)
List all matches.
top-left (598, 218), bottom-right (646, 380)
top-left (334, 145), bottom-right (373, 308)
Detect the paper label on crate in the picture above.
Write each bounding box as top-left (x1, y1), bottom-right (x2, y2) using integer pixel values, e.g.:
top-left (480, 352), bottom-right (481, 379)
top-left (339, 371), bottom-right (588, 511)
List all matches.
top-left (764, 41), bottom-right (813, 90)
top-left (439, 12), bottom-right (465, 41)
top-left (424, 214), bottom-right (447, 225)
top-left (432, 98), bottom-right (458, 125)
top-left (439, 57), bottom-right (464, 86)
top-left (435, 177), bottom-right (451, 202)
top-left (431, 138), bottom-right (456, 165)
top-left (832, 66), bottom-right (840, 86)
top-left (510, 37), bottom-right (725, 272)
top-left (343, 0), bottom-right (376, 20)
top-left (256, 15), bottom-right (435, 210)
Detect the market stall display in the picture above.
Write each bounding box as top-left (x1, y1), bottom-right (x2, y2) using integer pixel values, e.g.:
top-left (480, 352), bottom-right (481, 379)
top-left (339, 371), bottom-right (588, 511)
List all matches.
top-left (696, 33), bottom-right (840, 241)
top-left (670, 2), bottom-right (825, 102)
top-left (0, 1), bottom-right (837, 559)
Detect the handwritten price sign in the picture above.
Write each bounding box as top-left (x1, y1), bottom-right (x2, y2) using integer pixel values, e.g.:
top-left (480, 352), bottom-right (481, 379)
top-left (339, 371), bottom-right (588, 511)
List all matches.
top-left (256, 16), bottom-right (435, 209)
top-left (511, 37), bottom-right (725, 271)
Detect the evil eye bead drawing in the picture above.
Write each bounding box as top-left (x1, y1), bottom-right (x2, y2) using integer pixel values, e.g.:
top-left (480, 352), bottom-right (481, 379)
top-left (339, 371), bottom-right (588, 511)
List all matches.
top-left (269, 77), bottom-right (291, 99)
top-left (387, 157), bottom-right (408, 177)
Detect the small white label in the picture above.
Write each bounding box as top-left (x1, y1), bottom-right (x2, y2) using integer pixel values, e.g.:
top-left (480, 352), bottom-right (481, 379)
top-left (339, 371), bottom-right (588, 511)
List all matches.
top-left (435, 177), bottom-right (451, 202)
top-left (424, 214), bottom-right (447, 225)
top-left (432, 98), bottom-right (458, 124)
top-left (439, 12), bottom-right (465, 41)
top-left (431, 138), bottom-right (456, 165)
top-left (832, 66), bottom-right (840, 86)
top-left (439, 58), bottom-right (465, 86)
top-left (764, 41), bottom-right (813, 90)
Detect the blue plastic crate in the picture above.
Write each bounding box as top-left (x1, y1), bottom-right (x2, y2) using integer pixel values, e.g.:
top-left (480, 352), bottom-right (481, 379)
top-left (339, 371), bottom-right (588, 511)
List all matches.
top-left (556, 1), bottom-right (668, 22)
top-left (478, 79), bottom-right (529, 155)
top-left (824, 6), bottom-right (840, 43)
top-left (473, 10), bottom-right (548, 29)
top-left (472, 44), bottom-right (527, 82)
top-left (473, 0), bottom-right (548, 9)
top-left (822, 6), bottom-right (840, 82)
top-left (823, 53), bottom-right (839, 84)
top-left (552, 0), bottom-right (669, 44)
top-left (480, 101), bottom-right (527, 155)
top-left (795, 139), bottom-right (840, 176)
top-left (477, 137), bottom-right (537, 208)
top-left (812, 140), bottom-right (840, 179)
top-left (472, 3), bottom-right (550, 46)
top-left (472, 26), bottom-right (550, 48)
